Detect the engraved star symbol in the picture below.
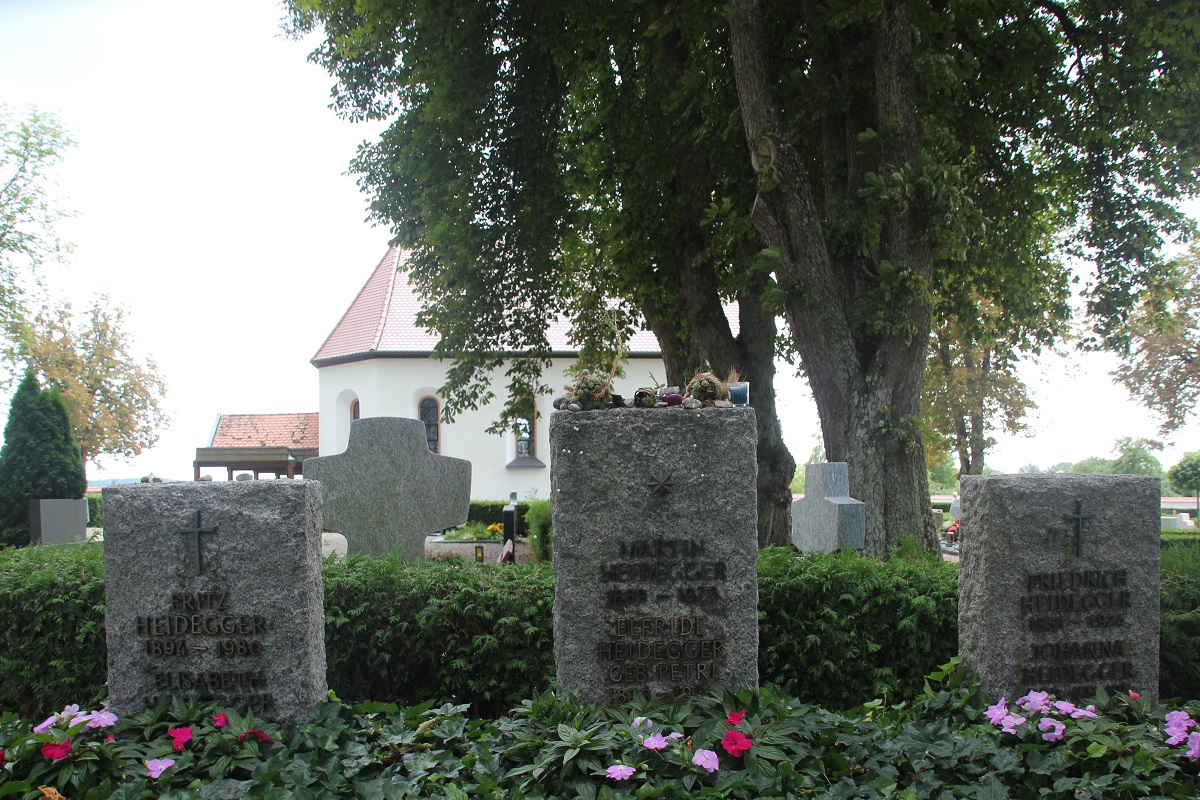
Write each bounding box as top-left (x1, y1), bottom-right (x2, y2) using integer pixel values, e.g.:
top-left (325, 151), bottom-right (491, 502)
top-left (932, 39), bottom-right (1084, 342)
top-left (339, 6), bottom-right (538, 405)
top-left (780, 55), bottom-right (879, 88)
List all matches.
top-left (648, 469), bottom-right (674, 497)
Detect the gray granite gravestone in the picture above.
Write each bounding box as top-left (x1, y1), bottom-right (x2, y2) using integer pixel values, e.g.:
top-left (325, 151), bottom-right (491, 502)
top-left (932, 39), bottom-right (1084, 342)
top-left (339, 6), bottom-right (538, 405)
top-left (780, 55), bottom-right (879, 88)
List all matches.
top-left (959, 473), bottom-right (1160, 700)
top-left (303, 417), bottom-right (471, 559)
top-left (29, 498), bottom-right (89, 544)
top-left (102, 481), bottom-right (326, 725)
top-left (791, 462), bottom-right (865, 552)
top-left (551, 407), bottom-right (759, 704)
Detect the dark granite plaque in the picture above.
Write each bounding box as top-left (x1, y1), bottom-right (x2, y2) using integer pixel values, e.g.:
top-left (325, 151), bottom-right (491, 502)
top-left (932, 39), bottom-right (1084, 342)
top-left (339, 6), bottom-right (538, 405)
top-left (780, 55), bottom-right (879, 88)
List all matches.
top-left (959, 474), bottom-right (1160, 700)
top-left (103, 481), bottom-right (326, 724)
top-left (551, 407), bottom-right (759, 703)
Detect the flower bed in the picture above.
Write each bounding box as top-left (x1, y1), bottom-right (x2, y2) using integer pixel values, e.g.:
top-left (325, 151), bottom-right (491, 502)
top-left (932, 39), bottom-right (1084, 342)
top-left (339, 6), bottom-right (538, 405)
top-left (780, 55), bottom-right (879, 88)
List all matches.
top-left (3, 658), bottom-right (1200, 799)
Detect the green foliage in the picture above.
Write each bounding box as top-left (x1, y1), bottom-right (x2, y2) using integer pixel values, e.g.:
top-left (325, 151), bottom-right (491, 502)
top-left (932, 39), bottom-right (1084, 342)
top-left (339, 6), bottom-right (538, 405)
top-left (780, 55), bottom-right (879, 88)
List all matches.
top-left (1071, 456), bottom-right (1117, 474)
top-left (467, 500), bottom-right (531, 529)
top-left (0, 371), bottom-right (86, 547)
top-left (7, 668), bottom-right (1200, 798)
top-left (757, 546), bottom-right (958, 709)
top-left (321, 556), bottom-right (556, 719)
top-left (524, 499), bottom-right (553, 562)
top-left (8, 545), bottom-right (1200, 728)
top-left (85, 493), bottom-right (102, 528)
top-left (0, 543), bottom-right (107, 717)
top-left (1112, 436), bottom-right (1166, 477)
top-left (1168, 453), bottom-right (1200, 512)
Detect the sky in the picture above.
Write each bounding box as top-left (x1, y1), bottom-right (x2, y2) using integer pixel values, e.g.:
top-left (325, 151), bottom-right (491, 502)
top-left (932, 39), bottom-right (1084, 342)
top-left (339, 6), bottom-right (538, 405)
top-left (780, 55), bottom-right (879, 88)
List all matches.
top-left (1, 0), bottom-right (1198, 485)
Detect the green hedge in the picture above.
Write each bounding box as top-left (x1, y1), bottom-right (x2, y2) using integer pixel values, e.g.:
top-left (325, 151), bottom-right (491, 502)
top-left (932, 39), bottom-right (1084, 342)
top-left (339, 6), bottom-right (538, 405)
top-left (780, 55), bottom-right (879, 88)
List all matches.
top-left (86, 493), bottom-right (102, 528)
top-left (466, 500), bottom-right (531, 530)
top-left (2, 544), bottom-right (1199, 721)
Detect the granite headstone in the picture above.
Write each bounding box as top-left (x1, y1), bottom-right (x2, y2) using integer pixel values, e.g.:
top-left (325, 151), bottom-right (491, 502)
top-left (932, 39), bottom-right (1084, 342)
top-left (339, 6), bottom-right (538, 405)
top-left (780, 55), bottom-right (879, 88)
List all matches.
top-left (551, 407), bottom-right (759, 704)
top-left (959, 474), bottom-right (1160, 700)
top-left (29, 498), bottom-right (89, 544)
top-left (303, 417), bottom-right (471, 559)
top-left (791, 462), bottom-right (865, 552)
top-left (102, 481), bottom-right (326, 725)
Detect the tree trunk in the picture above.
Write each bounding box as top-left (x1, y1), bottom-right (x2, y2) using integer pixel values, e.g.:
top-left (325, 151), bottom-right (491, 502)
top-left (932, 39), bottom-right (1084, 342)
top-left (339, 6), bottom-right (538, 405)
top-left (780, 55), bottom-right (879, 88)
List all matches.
top-left (730, 0), bottom-right (936, 556)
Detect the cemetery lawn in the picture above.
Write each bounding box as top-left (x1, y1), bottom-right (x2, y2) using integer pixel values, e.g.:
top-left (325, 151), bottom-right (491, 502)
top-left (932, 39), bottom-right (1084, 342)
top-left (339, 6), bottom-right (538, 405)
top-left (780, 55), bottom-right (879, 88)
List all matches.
top-left (3, 659), bottom-right (1200, 799)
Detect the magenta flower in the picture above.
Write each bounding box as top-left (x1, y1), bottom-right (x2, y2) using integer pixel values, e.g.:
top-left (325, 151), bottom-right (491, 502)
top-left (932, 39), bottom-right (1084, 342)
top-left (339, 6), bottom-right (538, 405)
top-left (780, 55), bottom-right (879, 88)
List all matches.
top-left (722, 729), bottom-right (753, 756)
top-left (725, 710), bottom-right (747, 725)
top-left (692, 748), bottom-right (720, 773)
top-left (167, 727), bottom-right (193, 751)
top-left (41, 739), bottom-right (72, 760)
top-left (1187, 732), bottom-right (1200, 760)
top-left (1038, 717), bottom-right (1065, 742)
top-left (146, 757), bottom-right (175, 779)
top-left (1051, 700), bottom-right (1077, 716)
top-left (606, 764), bottom-right (635, 780)
top-left (643, 733), bottom-right (668, 750)
top-left (238, 729), bottom-right (272, 743)
top-left (984, 698), bottom-right (1008, 725)
top-left (212, 712), bottom-right (229, 728)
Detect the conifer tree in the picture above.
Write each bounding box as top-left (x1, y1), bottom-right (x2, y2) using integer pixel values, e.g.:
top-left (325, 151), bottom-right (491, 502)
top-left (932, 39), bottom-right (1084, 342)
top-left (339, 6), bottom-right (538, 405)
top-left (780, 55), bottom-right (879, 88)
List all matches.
top-left (0, 370), bottom-right (86, 547)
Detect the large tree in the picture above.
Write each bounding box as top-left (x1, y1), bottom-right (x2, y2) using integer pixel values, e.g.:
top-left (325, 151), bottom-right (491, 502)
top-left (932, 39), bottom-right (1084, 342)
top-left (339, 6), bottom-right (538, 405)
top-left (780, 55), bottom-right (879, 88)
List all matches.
top-left (289, 0), bottom-right (1200, 555)
top-left (0, 105), bottom-right (73, 324)
top-left (4, 295), bottom-right (168, 480)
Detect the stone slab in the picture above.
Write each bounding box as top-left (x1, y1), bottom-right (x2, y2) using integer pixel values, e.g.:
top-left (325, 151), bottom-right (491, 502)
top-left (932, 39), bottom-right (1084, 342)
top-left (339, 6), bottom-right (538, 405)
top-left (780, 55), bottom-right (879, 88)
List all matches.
top-left (102, 481), bottom-right (326, 725)
top-left (959, 473), bottom-right (1160, 700)
top-left (791, 462), bottom-right (865, 552)
top-left (551, 407), bottom-right (759, 703)
top-left (303, 417), bottom-right (471, 559)
top-left (29, 498), bottom-right (89, 544)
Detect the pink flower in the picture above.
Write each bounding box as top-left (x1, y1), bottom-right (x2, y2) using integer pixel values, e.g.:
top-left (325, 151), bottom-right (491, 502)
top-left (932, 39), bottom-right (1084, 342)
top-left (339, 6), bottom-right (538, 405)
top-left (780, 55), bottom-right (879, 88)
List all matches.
top-left (41, 739), bottom-right (72, 760)
top-left (984, 698), bottom-right (1008, 725)
top-left (1128, 690), bottom-right (1141, 700)
top-left (1052, 700), bottom-right (1077, 716)
top-left (1038, 717), bottom-right (1065, 742)
top-left (146, 757), bottom-right (175, 779)
top-left (32, 714), bottom-right (57, 734)
top-left (212, 712), bottom-right (229, 728)
top-left (725, 710), bottom-right (747, 725)
top-left (999, 714), bottom-right (1026, 734)
top-left (1017, 691), bottom-right (1050, 713)
top-left (606, 764), bottom-right (635, 780)
top-left (1071, 705), bottom-right (1098, 719)
top-left (167, 727), bottom-right (193, 751)
top-left (106, 734), bottom-right (115, 743)
top-left (0, 750), bottom-right (6, 765)
top-left (632, 716), bottom-right (653, 729)
top-left (692, 748), bottom-right (719, 773)
top-left (1187, 732), bottom-right (1200, 760)
top-left (84, 710), bottom-right (118, 729)
top-left (642, 733), bottom-right (668, 750)
top-left (722, 729), bottom-right (753, 757)
top-left (666, 731), bottom-right (684, 740)
top-left (238, 729), bottom-right (272, 742)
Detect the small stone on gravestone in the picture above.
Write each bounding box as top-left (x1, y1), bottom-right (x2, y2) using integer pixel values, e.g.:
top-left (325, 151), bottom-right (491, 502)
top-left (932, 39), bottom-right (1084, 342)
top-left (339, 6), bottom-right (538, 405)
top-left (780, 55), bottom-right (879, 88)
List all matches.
top-left (790, 462), bottom-right (865, 552)
top-left (551, 407), bottom-right (759, 704)
top-left (303, 417), bottom-right (471, 559)
top-left (959, 474), bottom-right (1160, 701)
top-left (102, 481), bottom-right (326, 725)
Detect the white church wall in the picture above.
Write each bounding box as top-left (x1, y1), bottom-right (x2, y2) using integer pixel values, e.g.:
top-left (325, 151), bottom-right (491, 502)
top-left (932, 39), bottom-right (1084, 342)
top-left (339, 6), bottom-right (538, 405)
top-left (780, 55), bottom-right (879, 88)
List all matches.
top-left (317, 355), bottom-right (667, 501)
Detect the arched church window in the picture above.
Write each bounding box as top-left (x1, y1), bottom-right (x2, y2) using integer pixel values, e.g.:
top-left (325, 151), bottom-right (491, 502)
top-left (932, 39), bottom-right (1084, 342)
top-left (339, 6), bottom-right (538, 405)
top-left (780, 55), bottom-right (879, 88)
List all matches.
top-left (419, 397), bottom-right (440, 453)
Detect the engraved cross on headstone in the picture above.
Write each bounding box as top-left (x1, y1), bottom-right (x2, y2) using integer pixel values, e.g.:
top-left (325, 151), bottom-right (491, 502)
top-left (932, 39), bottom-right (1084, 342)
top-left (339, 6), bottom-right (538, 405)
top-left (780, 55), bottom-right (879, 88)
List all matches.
top-left (177, 510), bottom-right (218, 575)
top-left (1062, 497), bottom-right (1095, 558)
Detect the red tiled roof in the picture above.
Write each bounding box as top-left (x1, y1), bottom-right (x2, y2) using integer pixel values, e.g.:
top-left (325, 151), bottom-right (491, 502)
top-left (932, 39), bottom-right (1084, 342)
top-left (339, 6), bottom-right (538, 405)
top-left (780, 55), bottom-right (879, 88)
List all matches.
top-left (208, 413), bottom-right (319, 450)
top-left (311, 245), bottom-right (663, 365)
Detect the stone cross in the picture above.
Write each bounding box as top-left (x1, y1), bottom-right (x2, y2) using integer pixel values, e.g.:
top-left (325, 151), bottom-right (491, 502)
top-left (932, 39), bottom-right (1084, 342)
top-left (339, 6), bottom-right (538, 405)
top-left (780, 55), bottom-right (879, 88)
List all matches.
top-left (303, 417), bottom-right (471, 559)
top-left (791, 462), bottom-right (865, 552)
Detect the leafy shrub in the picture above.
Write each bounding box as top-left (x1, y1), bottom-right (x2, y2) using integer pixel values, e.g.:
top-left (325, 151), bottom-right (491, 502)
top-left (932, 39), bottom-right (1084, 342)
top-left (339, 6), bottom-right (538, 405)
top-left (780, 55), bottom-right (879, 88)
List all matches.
top-left (757, 546), bottom-right (959, 708)
top-left (0, 544), bottom-right (107, 718)
top-left (4, 545), bottom-right (1200, 722)
top-left (467, 499), bottom-right (531, 530)
top-left (525, 499), bottom-right (553, 561)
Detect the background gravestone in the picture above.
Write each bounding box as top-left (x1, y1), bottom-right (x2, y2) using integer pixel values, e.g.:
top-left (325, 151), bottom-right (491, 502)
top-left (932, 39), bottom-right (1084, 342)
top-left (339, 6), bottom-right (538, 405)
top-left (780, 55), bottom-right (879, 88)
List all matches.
top-left (103, 481), bottom-right (326, 725)
top-left (790, 462), bottom-right (865, 552)
top-left (29, 498), bottom-right (89, 544)
top-left (551, 407), bottom-right (759, 704)
top-left (959, 473), bottom-right (1160, 700)
top-left (303, 417), bottom-right (471, 559)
